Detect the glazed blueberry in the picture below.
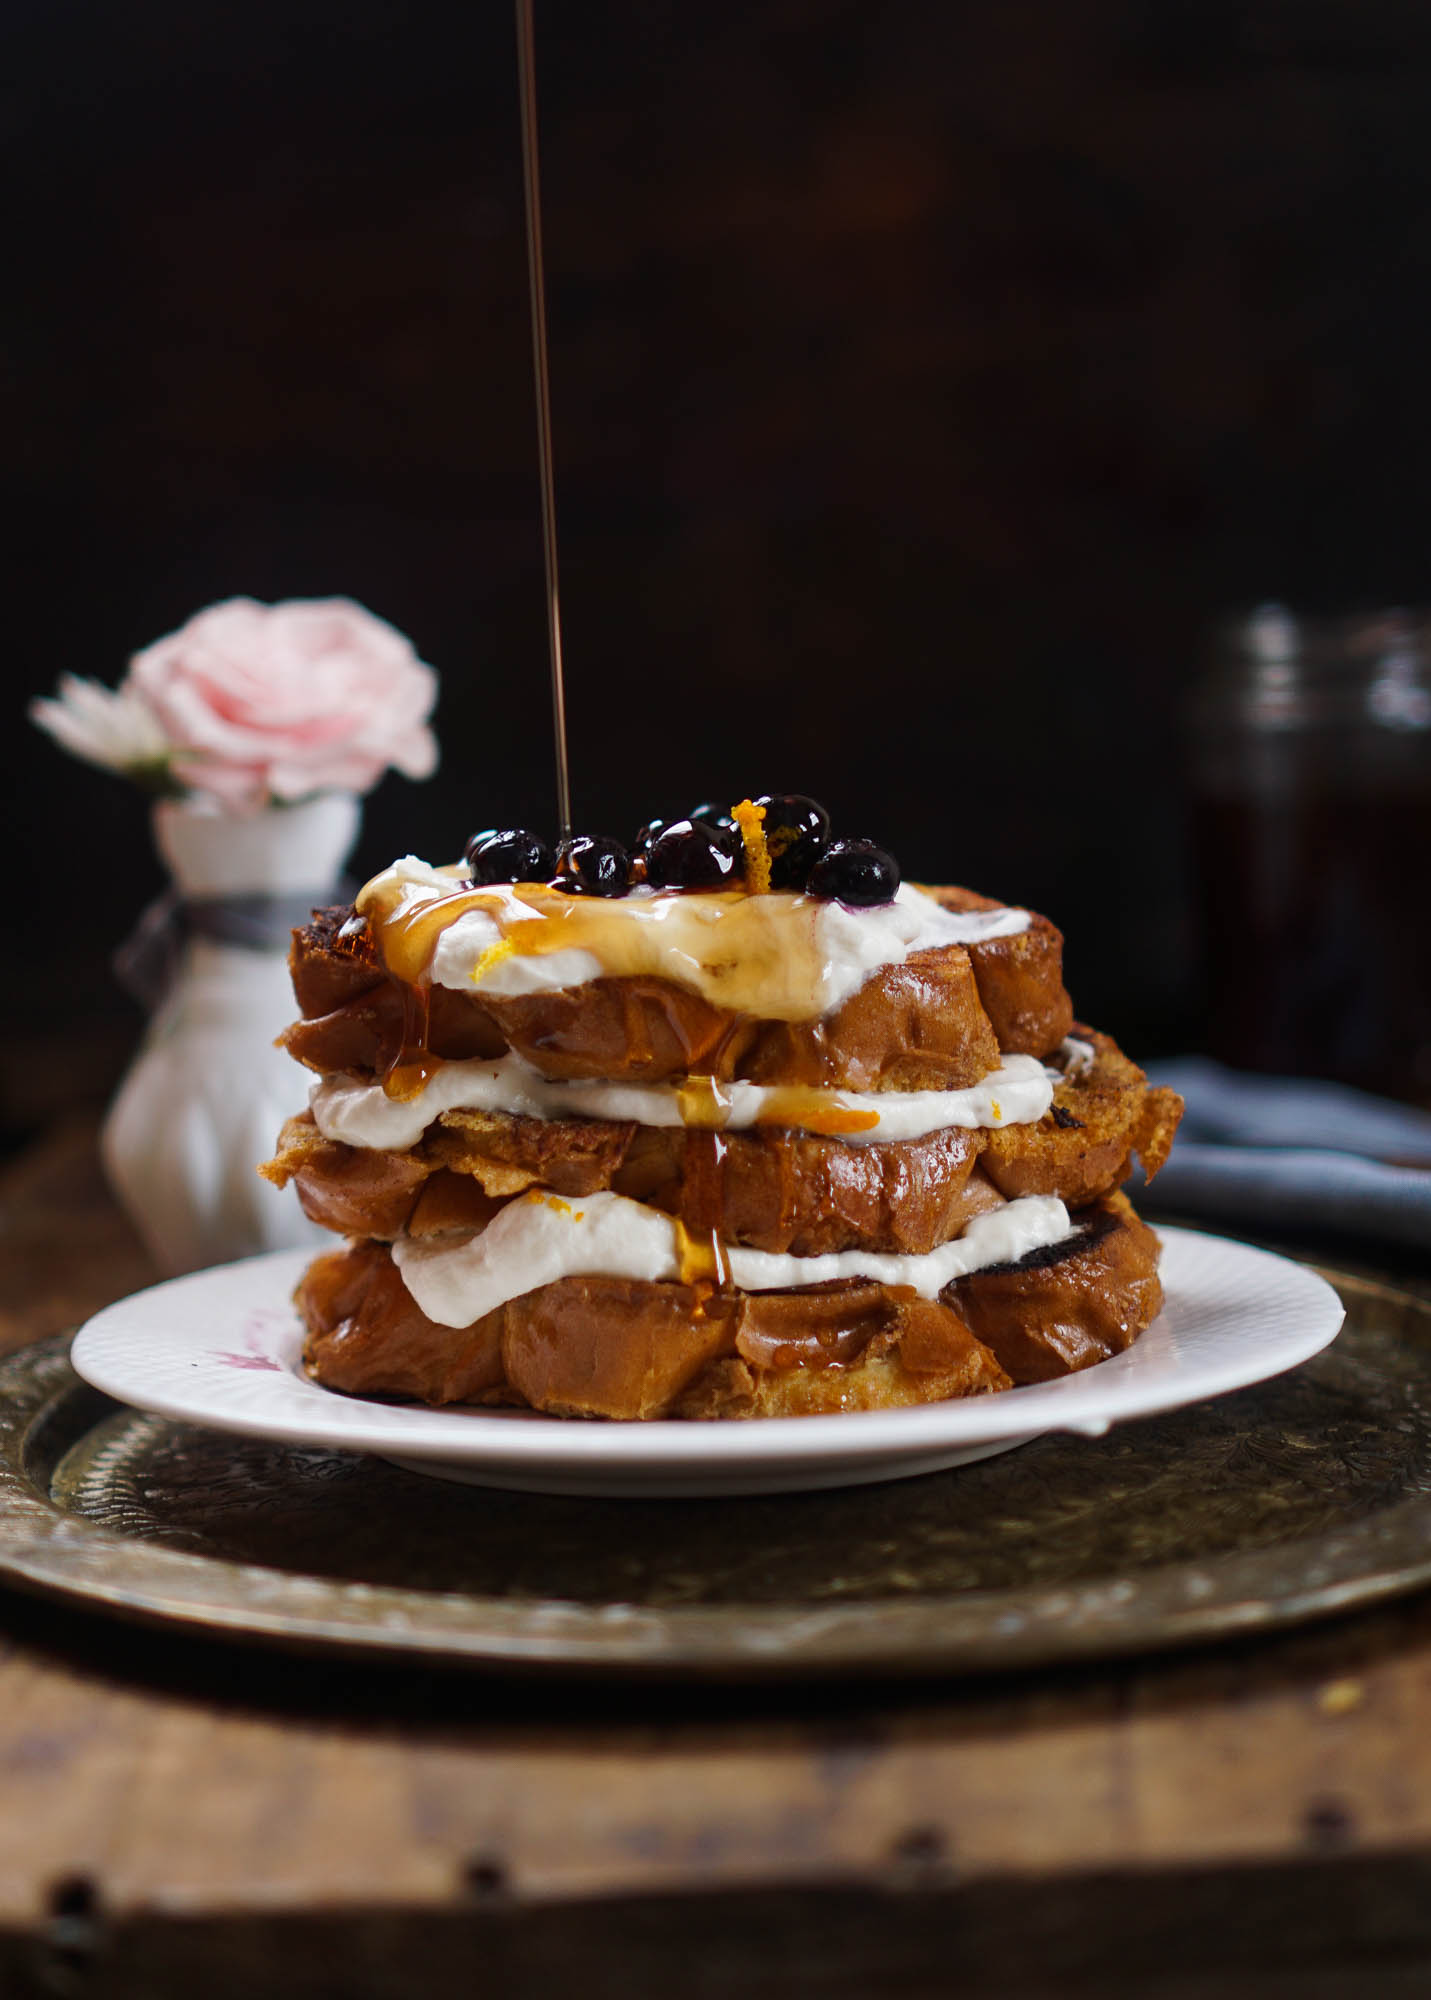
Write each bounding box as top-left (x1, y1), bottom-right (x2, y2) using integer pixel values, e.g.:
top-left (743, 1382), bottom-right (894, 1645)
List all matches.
top-left (646, 818), bottom-right (743, 890)
top-left (555, 833), bottom-right (631, 897)
top-left (753, 794), bottom-right (831, 888)
top-left (631, 816), bottom-right (670, 859)
top-left (806, 838), bottom-right (901, 906)
top-left (466, 828), bottom-right (554, 884)
top-left (688, 801), bottom-right (737, 832)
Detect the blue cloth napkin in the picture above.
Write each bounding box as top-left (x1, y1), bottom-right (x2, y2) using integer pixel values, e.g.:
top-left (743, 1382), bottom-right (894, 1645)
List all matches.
top-left (1132, 1058), bottom-right (1431, 1251)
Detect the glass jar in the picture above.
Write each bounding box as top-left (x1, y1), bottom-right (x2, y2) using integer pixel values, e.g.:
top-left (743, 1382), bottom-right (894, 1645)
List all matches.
top-left (1189, 605), bottom-right (1431, 1103)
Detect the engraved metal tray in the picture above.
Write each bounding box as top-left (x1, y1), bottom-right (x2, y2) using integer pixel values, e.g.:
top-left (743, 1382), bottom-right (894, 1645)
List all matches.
top-left (0, 1271), bottom-right (1427, 1678)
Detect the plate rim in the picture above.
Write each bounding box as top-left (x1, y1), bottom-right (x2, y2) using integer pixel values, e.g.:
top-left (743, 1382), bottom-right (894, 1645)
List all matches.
top-left (68, 1226), bottom-right (1346, 1473)
top-left (0, 1272), bottom-right (1427, 1679)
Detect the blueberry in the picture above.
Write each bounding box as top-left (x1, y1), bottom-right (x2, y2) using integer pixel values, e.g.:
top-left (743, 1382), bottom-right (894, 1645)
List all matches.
top-left (646, 819), bottom-right (743, 890)
top-left (688, 801), bottom-right (737, 832)
top-left (554, 833), bottom-right (631, 897)
top-left (753, 794), bottom-right (830, 888)
top-left (806, 839), bottom-right (901, 906)
top-left (466, 828), bottom-right (554, 884)
top-left (631, 816), bottom-right (670, 858)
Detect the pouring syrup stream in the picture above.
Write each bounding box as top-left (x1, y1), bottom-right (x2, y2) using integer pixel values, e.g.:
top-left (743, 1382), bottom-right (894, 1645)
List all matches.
top-left (516, 0), bottom-right (572, 844)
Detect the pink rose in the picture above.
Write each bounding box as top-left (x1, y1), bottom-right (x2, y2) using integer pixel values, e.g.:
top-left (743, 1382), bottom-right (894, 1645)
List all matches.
top-left (124, 597), bottom-right (439, 811)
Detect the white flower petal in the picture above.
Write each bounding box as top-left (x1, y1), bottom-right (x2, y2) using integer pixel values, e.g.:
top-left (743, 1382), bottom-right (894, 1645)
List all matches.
top-left (30, 677), bottom-right (173, 772)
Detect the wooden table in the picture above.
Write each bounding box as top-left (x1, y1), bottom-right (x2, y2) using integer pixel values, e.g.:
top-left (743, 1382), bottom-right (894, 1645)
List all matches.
top-left (1, 1123), bottom-right (1429, 1998)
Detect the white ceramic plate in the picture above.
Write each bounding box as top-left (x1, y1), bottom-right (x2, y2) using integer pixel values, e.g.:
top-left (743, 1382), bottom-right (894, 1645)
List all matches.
top-left (68, 1229), bottom-right (1345, 1496)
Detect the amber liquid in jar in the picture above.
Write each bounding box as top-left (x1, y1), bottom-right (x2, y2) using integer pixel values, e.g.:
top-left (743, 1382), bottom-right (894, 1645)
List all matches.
top-left (1190, 607), bottom-right (1431, 1102)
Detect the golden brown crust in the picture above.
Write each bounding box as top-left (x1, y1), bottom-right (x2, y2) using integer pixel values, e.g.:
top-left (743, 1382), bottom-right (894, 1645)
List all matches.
top-left (922, 885), bottom-right (1074, 1056)
top-left (298, 1252), bottom-right (1013, 1420)
top-left (947, 1190), bottom-right (1162, 1384)
top-left (734, 947), bottom-right (1000, 1091)
top-left (283, 949), bottom-right (1003, 1092)
top-left (477, 977), bottom-right (753, 1083)
top-left (982, 1026), bottom-right (1184, 1208)
top-left (426, 1107), bottom-right (638, 1197)
top-left (280, 882), bottom-right (1172, 1424)
top-left (295, 1242), bottom-right (509, 1406)
top-left (645, 1130), bottom-right (1002, 1258)
top-left (265, 1011), bottom-right (1181, 1255)
top-left (260, 1116), bottom-right (431, 1239)
top-left (1133, 1083), bottom-right (1183, 1185)
top-left (267, 1109), bottom-right (1004, 1257)
top-left (287, 905), bottom-right (382, 1017)
top-left (502, 1278), bottom-right (741, 1419)
top-left (280, 982), bottom-right (508, 1078)
top-left (675, 1292), bottom-right (1012, 1418)
top-left (294, 1193), bottom-right (1161, 1419)
top-left (278, 895), bottom-right (1019, 1091)
top-left (282, 881), bottom-right (1075, 1087)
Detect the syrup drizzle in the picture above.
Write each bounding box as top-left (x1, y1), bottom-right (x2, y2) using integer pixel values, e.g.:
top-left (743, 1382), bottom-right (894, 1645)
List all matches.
top-left (516, 0), bottom-right (572, 843)
top-left (384, 983), bottom-right (439, 1102)
top-left (378, 10), bottom-right (574, 1100)
top-left (369, 21), bottom-right (872, 1206)
top-left (675, 1130), bottom-right (733, 1292)
top-left (675, 1077), bottom-right (879, 1138)
top-left (357, 873), bottom-right (844, 1021)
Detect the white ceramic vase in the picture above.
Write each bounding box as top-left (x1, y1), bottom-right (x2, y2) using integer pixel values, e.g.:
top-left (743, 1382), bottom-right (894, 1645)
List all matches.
top-left (101, 792), bottom-right (361, 1275)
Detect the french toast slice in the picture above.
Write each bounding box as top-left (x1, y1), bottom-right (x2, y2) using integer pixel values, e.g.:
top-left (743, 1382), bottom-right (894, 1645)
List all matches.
top-left (922, 884), bottom-right (1074, 1055)
top-left (982, 1025), bottom-right (1182, 1207)
top-left (275, 877), bottom-right (1177, 1421)
top-left (263, 1018), bottom-right (1181, 1254)
top-left (947, 1191), bottom-right (1162, 1384)
top-left (296, 1243), bottom-right (1016, 1417)
top-left (294, 1192), bottom-right (1157, 1419)
top-left (278, 887), bottom-right (1069, 1089)
top-left (266, 1111), bottom-right (1000, 1256)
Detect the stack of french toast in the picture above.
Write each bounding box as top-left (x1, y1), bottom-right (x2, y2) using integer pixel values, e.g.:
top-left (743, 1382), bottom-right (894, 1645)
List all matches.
top-left (264, 798), bottom-right (1182, 1420)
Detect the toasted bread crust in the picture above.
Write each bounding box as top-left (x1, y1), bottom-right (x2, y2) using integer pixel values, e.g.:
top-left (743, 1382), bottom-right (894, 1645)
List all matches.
top-left (673, 1291), bottom-right (1013, 1418)
top-left (263, 1019), bottom-right (1182, 1254)
top-left (947, 1190), bottom-right (1162, 1384)
top-left (278, 885), bottom-right (1070, 1090)
top-left (295, 1192), bottom-right (1157, 1419)
top-left (294, 1243), bottom-right (509, 1407)
top-left (923, 885), bottom-right (1074, 1055)
top-left (266, 1110), bottom-right (1000, 1257)
top-left (982, 1025), bottom-right (1184, 1207)
top-left (277, 889), bottom-right (1173, 1421)
top-left (297, 1250), bottom-right (1017, 1417)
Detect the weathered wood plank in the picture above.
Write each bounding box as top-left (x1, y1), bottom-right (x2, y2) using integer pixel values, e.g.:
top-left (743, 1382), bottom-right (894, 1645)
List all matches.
top-left (0, 1593), bottom-right (1425, 1924)
top-left (8, 1859), bottom-right (1431, 1999)
top-left (0, 1120), bottom-right (155, 1355)
top-left (0, 1124), bottom-right (1426, 1954)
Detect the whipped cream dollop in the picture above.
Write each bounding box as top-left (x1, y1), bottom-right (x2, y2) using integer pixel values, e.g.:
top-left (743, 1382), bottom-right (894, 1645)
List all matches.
top-left (392, 1188), bottom-right (1074, 1329)
top-left (354, 858), bottom-right (1030, 1022)
top-left (311, 1052), bottom-right (1054, 1152)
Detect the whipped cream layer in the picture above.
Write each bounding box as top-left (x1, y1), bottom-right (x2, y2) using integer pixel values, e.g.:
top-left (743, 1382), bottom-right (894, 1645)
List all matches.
top-left (355, 858), bottom-right (1030, 1023)
top-left (1059, 1034), bottom-right (1096, 1079)
top-left (393, 1188), bottom-right (1073, 1329)
top-left (311, 1052), bottom-right (1054, 1152)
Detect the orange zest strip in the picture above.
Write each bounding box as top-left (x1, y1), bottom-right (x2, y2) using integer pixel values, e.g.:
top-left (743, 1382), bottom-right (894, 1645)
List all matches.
top-left (732, 797), bottom-right (771, 894)
top-left (468, 936), bottom-right (517, 985)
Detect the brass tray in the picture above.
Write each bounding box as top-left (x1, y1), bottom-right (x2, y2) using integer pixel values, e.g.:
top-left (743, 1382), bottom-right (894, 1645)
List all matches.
top-left (0, 1270), bottom-right (1427, 1678)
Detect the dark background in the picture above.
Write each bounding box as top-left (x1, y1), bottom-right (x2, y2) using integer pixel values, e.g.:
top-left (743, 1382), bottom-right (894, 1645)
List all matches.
top-left (6, 0), bottom-right (1431, 1144)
